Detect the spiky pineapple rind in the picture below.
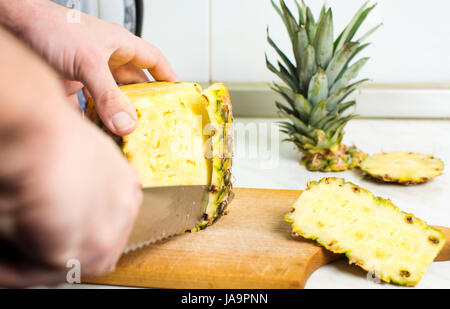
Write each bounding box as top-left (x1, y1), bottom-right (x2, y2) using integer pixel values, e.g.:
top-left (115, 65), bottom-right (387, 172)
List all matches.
top-left (198, 83), bottom-right (233, 228)
top-left (285, 177), bottom-right (446, 286)
top-left (360, 152), bottom-right (444, 185)
top-left (301, 144), bottom-right (367, 172)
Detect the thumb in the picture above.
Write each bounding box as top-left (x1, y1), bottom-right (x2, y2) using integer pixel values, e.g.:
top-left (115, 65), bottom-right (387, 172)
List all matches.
top-left (80, 61), bottom-right (138, 136)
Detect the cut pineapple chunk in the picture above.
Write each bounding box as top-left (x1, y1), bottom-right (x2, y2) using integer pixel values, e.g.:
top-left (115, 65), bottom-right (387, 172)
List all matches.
top-left (85, 82), bottom-right (233, 229)
top-left (360, 152), bottom-right (443, 185)
top-left (285, 177), bottom-right (445, 286)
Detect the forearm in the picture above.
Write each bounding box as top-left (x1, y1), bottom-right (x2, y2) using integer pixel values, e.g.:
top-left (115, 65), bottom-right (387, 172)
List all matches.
top-left (0, 0), bottom-right (70, 40)
top-left (0, 0), bottom-right (45, 35)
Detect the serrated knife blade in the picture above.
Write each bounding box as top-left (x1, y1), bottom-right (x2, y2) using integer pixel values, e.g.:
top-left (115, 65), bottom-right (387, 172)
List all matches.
top-left (124, 185), bottom-right (209, 253)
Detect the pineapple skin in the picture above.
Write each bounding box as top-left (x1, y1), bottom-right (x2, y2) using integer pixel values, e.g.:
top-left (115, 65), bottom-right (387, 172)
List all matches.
top-left (360, 152), bottom-right (444, 185)
top-left (197, 83), bottom-right (233, 229)
top-left (285, 177), bottom-right (446, 286)
top-left (301, 144), bottom-right (367, 172)
top-left (85, 82), bottom-right (233, 230)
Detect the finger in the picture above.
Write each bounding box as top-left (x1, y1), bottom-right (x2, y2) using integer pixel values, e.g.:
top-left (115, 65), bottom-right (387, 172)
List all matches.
top-left (61, 80), bottom-right (84, 96)
top-left (128, 37), bottom-right (178, 81)
top-left (92, 171), bottom-right (142, 274)
top-left (79, 57), bottom-right (138, 136)
top-left (105, 181), bottom-right (143, 272)
top-left (82, 87), bottom-right (91, 102)
top-left (111, 63), bottom-right (149, 85)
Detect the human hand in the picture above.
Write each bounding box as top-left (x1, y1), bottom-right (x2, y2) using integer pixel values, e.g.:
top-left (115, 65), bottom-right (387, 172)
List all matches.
top-left (3, 0), bottom-right (177, 135)
top-left (0, 27), bottom-right (142, 288)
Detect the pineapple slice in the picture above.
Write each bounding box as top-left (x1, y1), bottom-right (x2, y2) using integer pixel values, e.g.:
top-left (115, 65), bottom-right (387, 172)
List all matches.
top-left (285, 177), bottom-right (446, 286)
top-left (360, 152), bottom-right (444, 185)
top-left (85, 82), bottom-right (233, 229)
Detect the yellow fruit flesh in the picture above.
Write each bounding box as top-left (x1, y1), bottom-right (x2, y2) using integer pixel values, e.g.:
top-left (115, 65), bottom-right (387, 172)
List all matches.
top-left (86, 82), bottom-right (233, 228)
top-left (361, 152), bottom-right (443, 184)
top-left (286, 178), bottom-right (445, 286)
top-left (120, 82), bottom-right (211, 187)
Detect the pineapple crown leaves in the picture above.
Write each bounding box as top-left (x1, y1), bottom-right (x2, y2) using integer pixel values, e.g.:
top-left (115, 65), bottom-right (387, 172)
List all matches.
top-left (267, 0), bottom-right (381, 153)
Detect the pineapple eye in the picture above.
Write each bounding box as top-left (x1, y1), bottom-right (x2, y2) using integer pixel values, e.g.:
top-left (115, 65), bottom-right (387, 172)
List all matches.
top-left (399, 270), bottom-right (411, 278)
top-left (428, 236), bottom-right (440, 245)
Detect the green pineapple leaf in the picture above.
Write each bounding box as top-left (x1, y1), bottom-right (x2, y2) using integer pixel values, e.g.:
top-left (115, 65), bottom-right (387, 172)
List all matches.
top-left (326, 114), bottom-right (355, 137)
top-left (325, 42), bottom-right (359, 86)
top-left (309, 100), bottom-right (328, 126)
top-left (294, 0), bottom-right (307, 26)
top-left (316, 114), bottom-right (339, 129)
top-left (299, 45), bottom-right (317, 93)
top-left (344, 3), bottom-right (378, 44)
top-left (267, 28), bottom-right (297, 77)
top-left (293, 93), bottom-right (313, 120)
top-left (329, 57), bottom-right (369, 95)
top-left (292, 27), bottom-right (309, 72)
top-left (333, 0), bottom-right (371, 53)
top-left (276, 101), bottom-right (295, 116)
top-left (274, 0), bottom-right (299, 38)
top-left (305, 7), bottom-right (317, 43)
top-left (326, 79), bottom-right (368, 111)
top-left (358, 22), bottom-right (383, 42)
top-left (266, 54), bottom-right (299, 91)
top-left (314, 8), bottom-right (334, 68)
top-left (308, 68), bottom-right (328, 106)
top-left (334, 100), bottom-right (356, 115)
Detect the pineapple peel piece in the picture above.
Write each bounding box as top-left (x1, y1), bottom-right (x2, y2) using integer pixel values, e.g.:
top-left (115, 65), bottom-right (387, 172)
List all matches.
top-left (285, 177), bottom-right (446, 286)
top-left (361, 152), bottom-right (444, 185)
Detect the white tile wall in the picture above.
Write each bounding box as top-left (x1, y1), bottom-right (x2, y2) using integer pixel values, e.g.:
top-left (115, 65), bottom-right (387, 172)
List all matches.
top-left (98, 0), bottom-right (123, 25)
top-left (141, 0), bottom-right (210, 82)
top-left (138, 0), bottom-right (450, 84)
top-left (211, 0), bottom-right (450, 83)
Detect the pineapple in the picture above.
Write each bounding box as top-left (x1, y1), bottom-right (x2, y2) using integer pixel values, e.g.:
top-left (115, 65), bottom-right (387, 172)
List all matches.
top-left (360, 152), bottom-right (444, 185)
top-left (285, 177), bottom-right (446, 286)
top-left (85, 82), bottom-right (233, 229)
top-left (267, 0), bottom-right (381, 171)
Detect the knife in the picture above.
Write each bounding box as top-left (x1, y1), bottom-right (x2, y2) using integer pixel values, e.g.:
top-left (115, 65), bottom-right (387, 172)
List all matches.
top-left (124, 185), bottom-right (209, 253)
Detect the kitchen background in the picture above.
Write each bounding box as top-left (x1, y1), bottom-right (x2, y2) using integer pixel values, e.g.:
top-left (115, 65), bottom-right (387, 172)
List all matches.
top-left (86, 0), bottom-right (450, 118)
top-left (52, 0), bottom-right (450, 289)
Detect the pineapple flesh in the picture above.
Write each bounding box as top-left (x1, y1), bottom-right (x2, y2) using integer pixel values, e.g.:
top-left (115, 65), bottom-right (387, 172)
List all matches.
top-left (85, 82), bottom-right (233, 229)
top-left (285, 177), bottom-right (446, 286)
top-left (267, 0), bottom-right (381, 171)
top-left (360, 152), bottom-right (444, 185)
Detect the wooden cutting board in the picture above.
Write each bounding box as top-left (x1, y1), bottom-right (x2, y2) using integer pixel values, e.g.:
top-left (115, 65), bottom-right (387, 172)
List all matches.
top-left (85, 188), bottom-right (450, 289)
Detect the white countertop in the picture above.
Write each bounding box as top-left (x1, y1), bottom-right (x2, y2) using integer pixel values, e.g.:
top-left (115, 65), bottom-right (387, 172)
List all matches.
top-left (60, 117), bottom-right (450, 289)
top-left (234, 117), bottom-right (450, 289)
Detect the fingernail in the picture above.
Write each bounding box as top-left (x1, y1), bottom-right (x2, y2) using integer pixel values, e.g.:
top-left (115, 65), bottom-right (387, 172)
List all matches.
top-left (112, 112), bottom-right (135, 133)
